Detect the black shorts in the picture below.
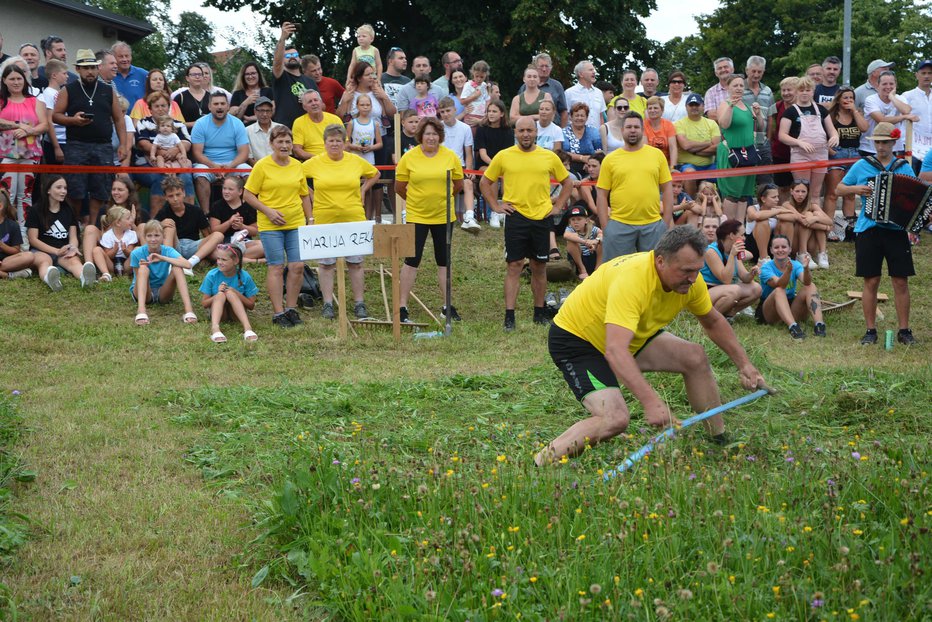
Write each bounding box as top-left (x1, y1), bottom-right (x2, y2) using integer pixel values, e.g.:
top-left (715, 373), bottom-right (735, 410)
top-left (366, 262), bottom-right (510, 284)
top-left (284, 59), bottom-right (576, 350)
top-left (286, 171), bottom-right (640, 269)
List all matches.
top-left (404, 222), bottom-right (451, 268)
top-left (854, 226), bottom-right (914, 279)
top-left (504, 210), bottom-right (551, 263)
top-left (549, 324), bottom-right (619, 401)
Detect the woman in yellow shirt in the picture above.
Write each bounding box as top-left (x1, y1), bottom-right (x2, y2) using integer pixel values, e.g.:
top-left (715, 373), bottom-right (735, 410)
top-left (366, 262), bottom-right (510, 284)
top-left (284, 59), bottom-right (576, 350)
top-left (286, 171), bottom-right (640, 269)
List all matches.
top-left (302, 124), bottom-right (380, 320)
top-left (395, 117), bottom-right (464, 323)
top-left (243, 125), bottom-right (312, 328)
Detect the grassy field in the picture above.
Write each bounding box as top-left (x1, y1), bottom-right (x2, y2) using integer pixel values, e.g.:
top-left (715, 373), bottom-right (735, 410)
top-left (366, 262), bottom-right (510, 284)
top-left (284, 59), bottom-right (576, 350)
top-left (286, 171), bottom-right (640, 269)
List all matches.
top-left (1, 226), bottom-right (930, 620)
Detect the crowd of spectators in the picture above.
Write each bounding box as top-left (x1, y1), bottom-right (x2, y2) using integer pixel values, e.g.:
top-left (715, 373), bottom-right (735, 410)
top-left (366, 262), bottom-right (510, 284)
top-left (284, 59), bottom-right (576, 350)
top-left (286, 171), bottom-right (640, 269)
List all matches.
top-left (1, 25), bottom-right (931, 340)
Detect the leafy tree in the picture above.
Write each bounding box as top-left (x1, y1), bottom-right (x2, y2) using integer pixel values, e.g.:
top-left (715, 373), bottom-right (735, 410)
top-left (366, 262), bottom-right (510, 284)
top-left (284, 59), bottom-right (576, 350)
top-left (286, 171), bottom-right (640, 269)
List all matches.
top-left (83, 0), bottom-right (170, 70)
top-left (166, 12), bottom-right (216, 80)
top-left (200, 0), bottom-right (659, 95)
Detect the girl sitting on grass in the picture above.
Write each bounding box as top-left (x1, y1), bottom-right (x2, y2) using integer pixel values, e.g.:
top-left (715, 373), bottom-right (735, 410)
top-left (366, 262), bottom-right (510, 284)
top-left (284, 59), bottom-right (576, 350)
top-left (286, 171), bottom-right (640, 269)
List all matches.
top-left (129, 220), bottom-right (196, 326)
top-left (700, 218), bottom-right (761, 321)
top-left (746, 183), bottom-right (793, 263)
top-left (784, 179), bottom-right (833, 269)
top-left (25, 174), bottom-right (95, 291)
top-left (757, 234), bottom-right (825, 340)
top-left (0, 187), bottom-right (33, 279)
top-left (82, 176), bottom-right (144, 263)
top-left (199, 243), bottom-right (258, 343)
top-left (209, 176), bottom-right (264, 262)
top-left (91, 206), bottom-right (138, 281)
top-left (563, 204), bottom-right (601, 280)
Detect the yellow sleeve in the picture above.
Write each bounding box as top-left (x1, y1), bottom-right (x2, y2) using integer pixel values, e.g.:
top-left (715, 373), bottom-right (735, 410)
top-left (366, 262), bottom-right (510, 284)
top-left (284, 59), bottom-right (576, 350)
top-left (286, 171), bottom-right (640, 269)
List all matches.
top-left (360, 156), bottom-right (378, 179)
top-left (658, 150), bottom-right (672, 184)
top-left (292, 117), bottom-right (307, 147)
top-left (296, 161), bottom-right (310, 197)
top-left (483, 152), bottom-right (503, 181)
top-left (244, 159), bottom-right (265, 195)
top-left (686, 275), bottom-right (713, 316)
top-left (301, 157), bottom-right (316, 180)
top-left (550, 151), bottom-right (570, 183)
top-left (396, 150), bottom-right (411, 182)
top-left (596, 156), bottom-right (613, 191)
top-left (451, 152), bottom-right (464, 180)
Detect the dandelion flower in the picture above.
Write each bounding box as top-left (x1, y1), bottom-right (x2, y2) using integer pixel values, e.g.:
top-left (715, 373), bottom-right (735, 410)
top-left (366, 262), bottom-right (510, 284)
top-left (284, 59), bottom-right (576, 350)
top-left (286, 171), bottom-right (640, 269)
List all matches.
top-left (576, 534), bottom-right (586, 541)
top-left (634, 588), bottom-right (644, 598)
top-left (529, 576), bottom-right (538, 583)
top-left (590, 584), bottom-right (602, 594)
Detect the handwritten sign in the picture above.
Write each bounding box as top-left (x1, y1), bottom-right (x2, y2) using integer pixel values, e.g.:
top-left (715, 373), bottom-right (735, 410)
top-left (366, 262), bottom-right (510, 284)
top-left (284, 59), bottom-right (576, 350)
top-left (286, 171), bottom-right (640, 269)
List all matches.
top-left (298, 221), bottom-right (375, 261)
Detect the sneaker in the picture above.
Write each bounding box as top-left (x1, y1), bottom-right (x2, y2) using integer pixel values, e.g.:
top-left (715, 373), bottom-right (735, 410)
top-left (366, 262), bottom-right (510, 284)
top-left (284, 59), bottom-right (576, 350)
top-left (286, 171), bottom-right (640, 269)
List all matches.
top-left (399, 306), bottom-right (412, 324)
top-left (504, 314), bottom-right (515, 332)
top-left (897, 328), bottom-right (917, 346)
top-left (489, 212), bottom-right (501, 228)
top-left (533, 309), bottom-right (552, 325)
top-left (354, 301), bottom-right (370, 320)
top-left (284, 308), bottom-right (303, 326)
top-left (80, 261), bottom-right (96, 287)
top-left (544, 292), bottom-right (558, 309)
top-left (321, 302), bottom-right (335, 320)
top-left (182, 267), bottom-right (195, 278)
top-left (788, 323), bottom-right (806, 340)
top-left (7, 268), bottom-right (32, 279)
top-left (557, 288), bottom-right (571, 307)
top-left (816, 252), bottom-right (829, 269)
top-left (859, 330), bottom-right (878, 345)
top-left (797, 253), bottom-right (816, 270)
top-left (739, 306), bottom-right (755, 317)
top-left (231, 229), bottom-right (249, 245)
top-left (272, 312), bottom-right (294, 328)
top-left (440, 305), bottom-right (462, 321)
top-left (461, 218), bottom-right (481, 234)
top-left (44, 266), bottom-right (62, 292)
top-left (814, 322), bottom-right (826, 337)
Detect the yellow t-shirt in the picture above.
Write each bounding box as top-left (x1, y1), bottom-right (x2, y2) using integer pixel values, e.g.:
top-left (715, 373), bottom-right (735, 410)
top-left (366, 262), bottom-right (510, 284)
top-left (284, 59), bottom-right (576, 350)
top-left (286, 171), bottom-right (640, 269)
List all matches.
top-left (395, 146), bottom-right (464, 225)
top-left (302, 153), bottom-right (379, 225)
top-left (555, 251), bottom-right (712, 355)
top-left (482, 146), bottom-right (569, 221)
top-left (596, 146), bottom-right (672, 225)
top-left (292, 112), bottom-right (344, 156)
top-left (609, 94), bottom-right (647, 117)
top-left (674, 116), bottom-right (720, 166)
top-left (243, 156), bottom-right (309, 231)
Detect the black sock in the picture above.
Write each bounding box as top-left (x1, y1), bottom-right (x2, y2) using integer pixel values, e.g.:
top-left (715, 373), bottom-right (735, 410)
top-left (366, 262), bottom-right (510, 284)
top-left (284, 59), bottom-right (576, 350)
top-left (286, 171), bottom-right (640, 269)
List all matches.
top-left (534, 306), bottom-right (546, 315)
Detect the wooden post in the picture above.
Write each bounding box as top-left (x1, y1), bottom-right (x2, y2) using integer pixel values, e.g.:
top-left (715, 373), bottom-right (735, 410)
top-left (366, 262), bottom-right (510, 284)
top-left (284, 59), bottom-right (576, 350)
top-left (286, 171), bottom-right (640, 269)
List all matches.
top-left (905, 119), bottom-right (914, 158)
top-left (337, 257), bottom-right (347, 339)
top-left (391, 235), bottom-right (401, 343)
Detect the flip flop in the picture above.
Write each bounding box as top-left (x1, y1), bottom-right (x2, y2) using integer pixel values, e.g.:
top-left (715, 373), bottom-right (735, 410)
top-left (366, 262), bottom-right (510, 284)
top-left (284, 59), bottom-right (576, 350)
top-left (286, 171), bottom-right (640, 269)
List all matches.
top-left (243, 330), bottom-right (258, 342)
top-left (182, 312), bottom-right (198, 324)
top-left (210, 331), bottom-right (227, 343)
top-left (134, 313), bottom-right (149, 326)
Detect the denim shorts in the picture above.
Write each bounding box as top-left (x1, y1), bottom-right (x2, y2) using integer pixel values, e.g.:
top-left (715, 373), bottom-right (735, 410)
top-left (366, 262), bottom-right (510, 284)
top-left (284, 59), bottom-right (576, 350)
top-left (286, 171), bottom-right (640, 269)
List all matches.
top-left (677, 162), bottom-right (716, 173)
top-left (259, 228), bottom-right (301, 265)
top-left (63, 141), bottom-right (113, 201)
top-left (318, 255), bottom-right (363, 266)
top-left (828, 147), bottom-right (859, 171)
top-left (192, 164), bottom-right (252, 182)
top-left (177, 238), bottom-right (201, 259)
top-left (131, 166), bottom-right (195, 196)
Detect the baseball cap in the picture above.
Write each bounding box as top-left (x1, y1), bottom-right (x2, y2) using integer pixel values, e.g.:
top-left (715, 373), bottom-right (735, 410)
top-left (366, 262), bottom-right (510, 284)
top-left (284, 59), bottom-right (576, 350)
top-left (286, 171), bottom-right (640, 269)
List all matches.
top-left (866, 59), bottom-right (894, 75)
top-left (917, 60), bottom-right (932, 71)
top-left (254, 96), bottom-right (274, 108)
top-left (685, 93), bottom-right (703, 106)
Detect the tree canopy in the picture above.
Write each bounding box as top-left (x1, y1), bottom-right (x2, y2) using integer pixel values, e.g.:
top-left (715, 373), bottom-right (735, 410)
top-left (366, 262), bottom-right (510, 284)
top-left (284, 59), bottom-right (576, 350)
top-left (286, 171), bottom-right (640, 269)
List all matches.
top-left (199, 0), bottom-right (659, 94)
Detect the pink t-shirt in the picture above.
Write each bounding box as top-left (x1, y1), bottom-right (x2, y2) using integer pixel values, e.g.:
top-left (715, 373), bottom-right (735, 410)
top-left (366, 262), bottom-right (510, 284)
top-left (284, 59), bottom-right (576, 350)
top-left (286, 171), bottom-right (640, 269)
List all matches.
top-left (0, 97), bottom-right (43, 160)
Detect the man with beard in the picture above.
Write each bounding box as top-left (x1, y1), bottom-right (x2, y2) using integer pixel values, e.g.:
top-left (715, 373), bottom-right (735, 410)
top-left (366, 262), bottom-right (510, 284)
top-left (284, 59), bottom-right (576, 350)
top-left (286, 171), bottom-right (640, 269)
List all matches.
top-left (191, 92), bottom-right (251, 213)
top-left (52, 49), bottom-right (128, 226)
top-left (38, 35), bottom-right (77, 85)
top-left (597, 112), bottom-right (673, 259)
top-left (480, 117), bottom-right (573, 331)
top-left (271, 22), bottom-right (318, 127)
top-left (536, 225), bottom-right (766, 465)
top-left (95, 50), bottom-right (117, 87)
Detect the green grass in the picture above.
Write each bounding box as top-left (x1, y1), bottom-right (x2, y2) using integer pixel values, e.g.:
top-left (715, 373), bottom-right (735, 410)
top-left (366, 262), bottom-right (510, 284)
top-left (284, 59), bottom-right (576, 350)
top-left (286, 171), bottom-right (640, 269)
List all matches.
top-left (1, 227), bottom-right (931, 619)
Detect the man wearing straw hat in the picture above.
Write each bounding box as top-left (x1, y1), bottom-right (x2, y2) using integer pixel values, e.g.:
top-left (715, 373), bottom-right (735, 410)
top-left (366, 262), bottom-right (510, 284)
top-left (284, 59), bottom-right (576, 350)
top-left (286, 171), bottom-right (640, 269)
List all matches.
top-left (536, 225), bottom-right (766, 466)
top-left (836, 122), bottom-right (919, 346)
top-left (52, 48), bottom-right (128, 226)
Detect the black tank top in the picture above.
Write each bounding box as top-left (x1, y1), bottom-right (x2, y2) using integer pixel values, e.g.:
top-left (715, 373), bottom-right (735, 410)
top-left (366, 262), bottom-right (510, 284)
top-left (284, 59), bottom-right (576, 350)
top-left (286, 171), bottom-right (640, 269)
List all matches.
top-left (64, 79), bottom-right (114, 144)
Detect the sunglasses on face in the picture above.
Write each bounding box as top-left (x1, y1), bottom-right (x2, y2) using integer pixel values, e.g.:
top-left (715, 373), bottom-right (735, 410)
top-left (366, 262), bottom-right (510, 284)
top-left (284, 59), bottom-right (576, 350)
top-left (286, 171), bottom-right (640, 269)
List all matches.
top-left (284, 52), bottom-right (299, 59)
top-left (669, 79), bottom-right (685, 84)
top-left (616, 105), bottom-right (629, 110)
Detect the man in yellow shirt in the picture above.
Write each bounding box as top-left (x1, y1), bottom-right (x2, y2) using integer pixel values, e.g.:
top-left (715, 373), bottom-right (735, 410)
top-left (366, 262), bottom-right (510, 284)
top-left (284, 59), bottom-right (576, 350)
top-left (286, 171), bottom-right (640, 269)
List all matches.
top-left (480, 117), bottom-right (574, 330)
top-left (292, 90), bottom-right (343, 160)
top-left (597, 112), bottom-right (674, 260)
top-left (536, 226), bottom-right (766, 466)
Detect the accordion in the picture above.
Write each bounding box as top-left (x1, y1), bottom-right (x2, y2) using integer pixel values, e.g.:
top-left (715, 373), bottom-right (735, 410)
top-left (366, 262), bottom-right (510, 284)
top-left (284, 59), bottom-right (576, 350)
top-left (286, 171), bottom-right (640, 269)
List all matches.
top-left (863, 172), bottom-right (932, 233)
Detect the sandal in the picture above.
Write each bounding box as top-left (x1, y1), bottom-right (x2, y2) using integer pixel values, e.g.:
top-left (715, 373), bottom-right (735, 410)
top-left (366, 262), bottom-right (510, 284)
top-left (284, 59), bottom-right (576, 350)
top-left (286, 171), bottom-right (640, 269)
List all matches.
top-left (549, 248), bottom-right (562, 261)
top-left (243, 330), bottom-right (258, 342)
top-left (99, 273), bottom-right (112, 282)
top-left (182, 312), bottom-right (198, 324)
top-left (210, 331), bottom-right (227, 343)
top-left (134, 312), bottom-right (149, 326)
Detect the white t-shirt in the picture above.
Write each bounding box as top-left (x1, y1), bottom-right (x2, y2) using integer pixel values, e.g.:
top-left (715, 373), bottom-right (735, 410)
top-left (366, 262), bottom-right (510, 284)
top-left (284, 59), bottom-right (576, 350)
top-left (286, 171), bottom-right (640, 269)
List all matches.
top-left (441, 120), bottom-right (474, 166)
top-left (661, 94), bottom-right (690, 122)
top-left (861, 94), bottom-right (906, 153)
top-left (564, 83), bottom-right (606, 128)
top-left (903, 87), bottom-right (932, 159)
top-left (100, 228), bottom-right (139, 259)
top-left (460, 81), bottom-right (490, 118)
top-left (38, 87), bottom-right (66, 144)
top-left (536, 122), bottom-right (564, 151)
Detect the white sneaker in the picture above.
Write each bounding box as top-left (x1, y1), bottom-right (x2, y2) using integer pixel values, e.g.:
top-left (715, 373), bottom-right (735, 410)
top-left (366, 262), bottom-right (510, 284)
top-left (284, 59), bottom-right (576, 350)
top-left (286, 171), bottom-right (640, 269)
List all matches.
top-left (816, 252), bottom-right (829, 269)
top-left (44, 266), bottom-right (62, 291)
top-left (183, 267), bottom-right (195, 278)
top-left (489, 212), bottom-right (501, 228)
top-left (231, 229), bottom-right (249, 245)
top-left (80, 261), bottom-right (96, 287)
top-left (7, 268), bottom-right (32, 279)
top-left (798, 253), bottom-right (816, 270)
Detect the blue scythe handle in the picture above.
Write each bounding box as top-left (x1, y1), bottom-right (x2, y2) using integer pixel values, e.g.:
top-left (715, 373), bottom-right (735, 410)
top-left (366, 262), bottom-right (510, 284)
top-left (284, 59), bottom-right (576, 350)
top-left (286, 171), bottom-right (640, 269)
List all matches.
top-left (603, 388), bottom-right (772, 481)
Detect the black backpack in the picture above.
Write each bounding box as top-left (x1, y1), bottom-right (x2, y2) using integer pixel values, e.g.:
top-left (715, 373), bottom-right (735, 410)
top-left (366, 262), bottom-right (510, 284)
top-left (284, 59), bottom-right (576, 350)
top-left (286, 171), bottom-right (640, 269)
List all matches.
top-left (283, 264), bottom-right (323, 307)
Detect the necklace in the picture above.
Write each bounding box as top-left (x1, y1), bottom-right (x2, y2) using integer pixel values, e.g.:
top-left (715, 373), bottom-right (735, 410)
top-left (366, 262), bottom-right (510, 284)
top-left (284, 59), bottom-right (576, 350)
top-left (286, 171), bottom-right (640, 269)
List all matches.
top-left (79, 79), bottom-right (99, 106)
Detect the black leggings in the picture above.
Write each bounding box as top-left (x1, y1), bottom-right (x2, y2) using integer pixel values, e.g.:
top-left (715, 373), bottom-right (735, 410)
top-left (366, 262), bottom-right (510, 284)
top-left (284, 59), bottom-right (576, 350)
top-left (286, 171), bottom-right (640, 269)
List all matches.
top-left (405, 223), bottom-right (451, 268)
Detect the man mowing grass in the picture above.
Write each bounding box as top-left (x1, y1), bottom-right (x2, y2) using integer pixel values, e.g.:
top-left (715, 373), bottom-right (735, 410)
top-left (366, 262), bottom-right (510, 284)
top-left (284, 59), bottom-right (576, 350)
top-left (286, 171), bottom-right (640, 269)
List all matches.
top-left (537, 225), bottom-right (766, 466)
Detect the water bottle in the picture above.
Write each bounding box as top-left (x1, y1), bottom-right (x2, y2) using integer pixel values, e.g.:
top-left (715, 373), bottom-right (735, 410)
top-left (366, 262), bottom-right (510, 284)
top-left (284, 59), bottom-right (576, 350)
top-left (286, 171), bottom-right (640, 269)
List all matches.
top-left (115, 261), bottom-right (124, 277)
